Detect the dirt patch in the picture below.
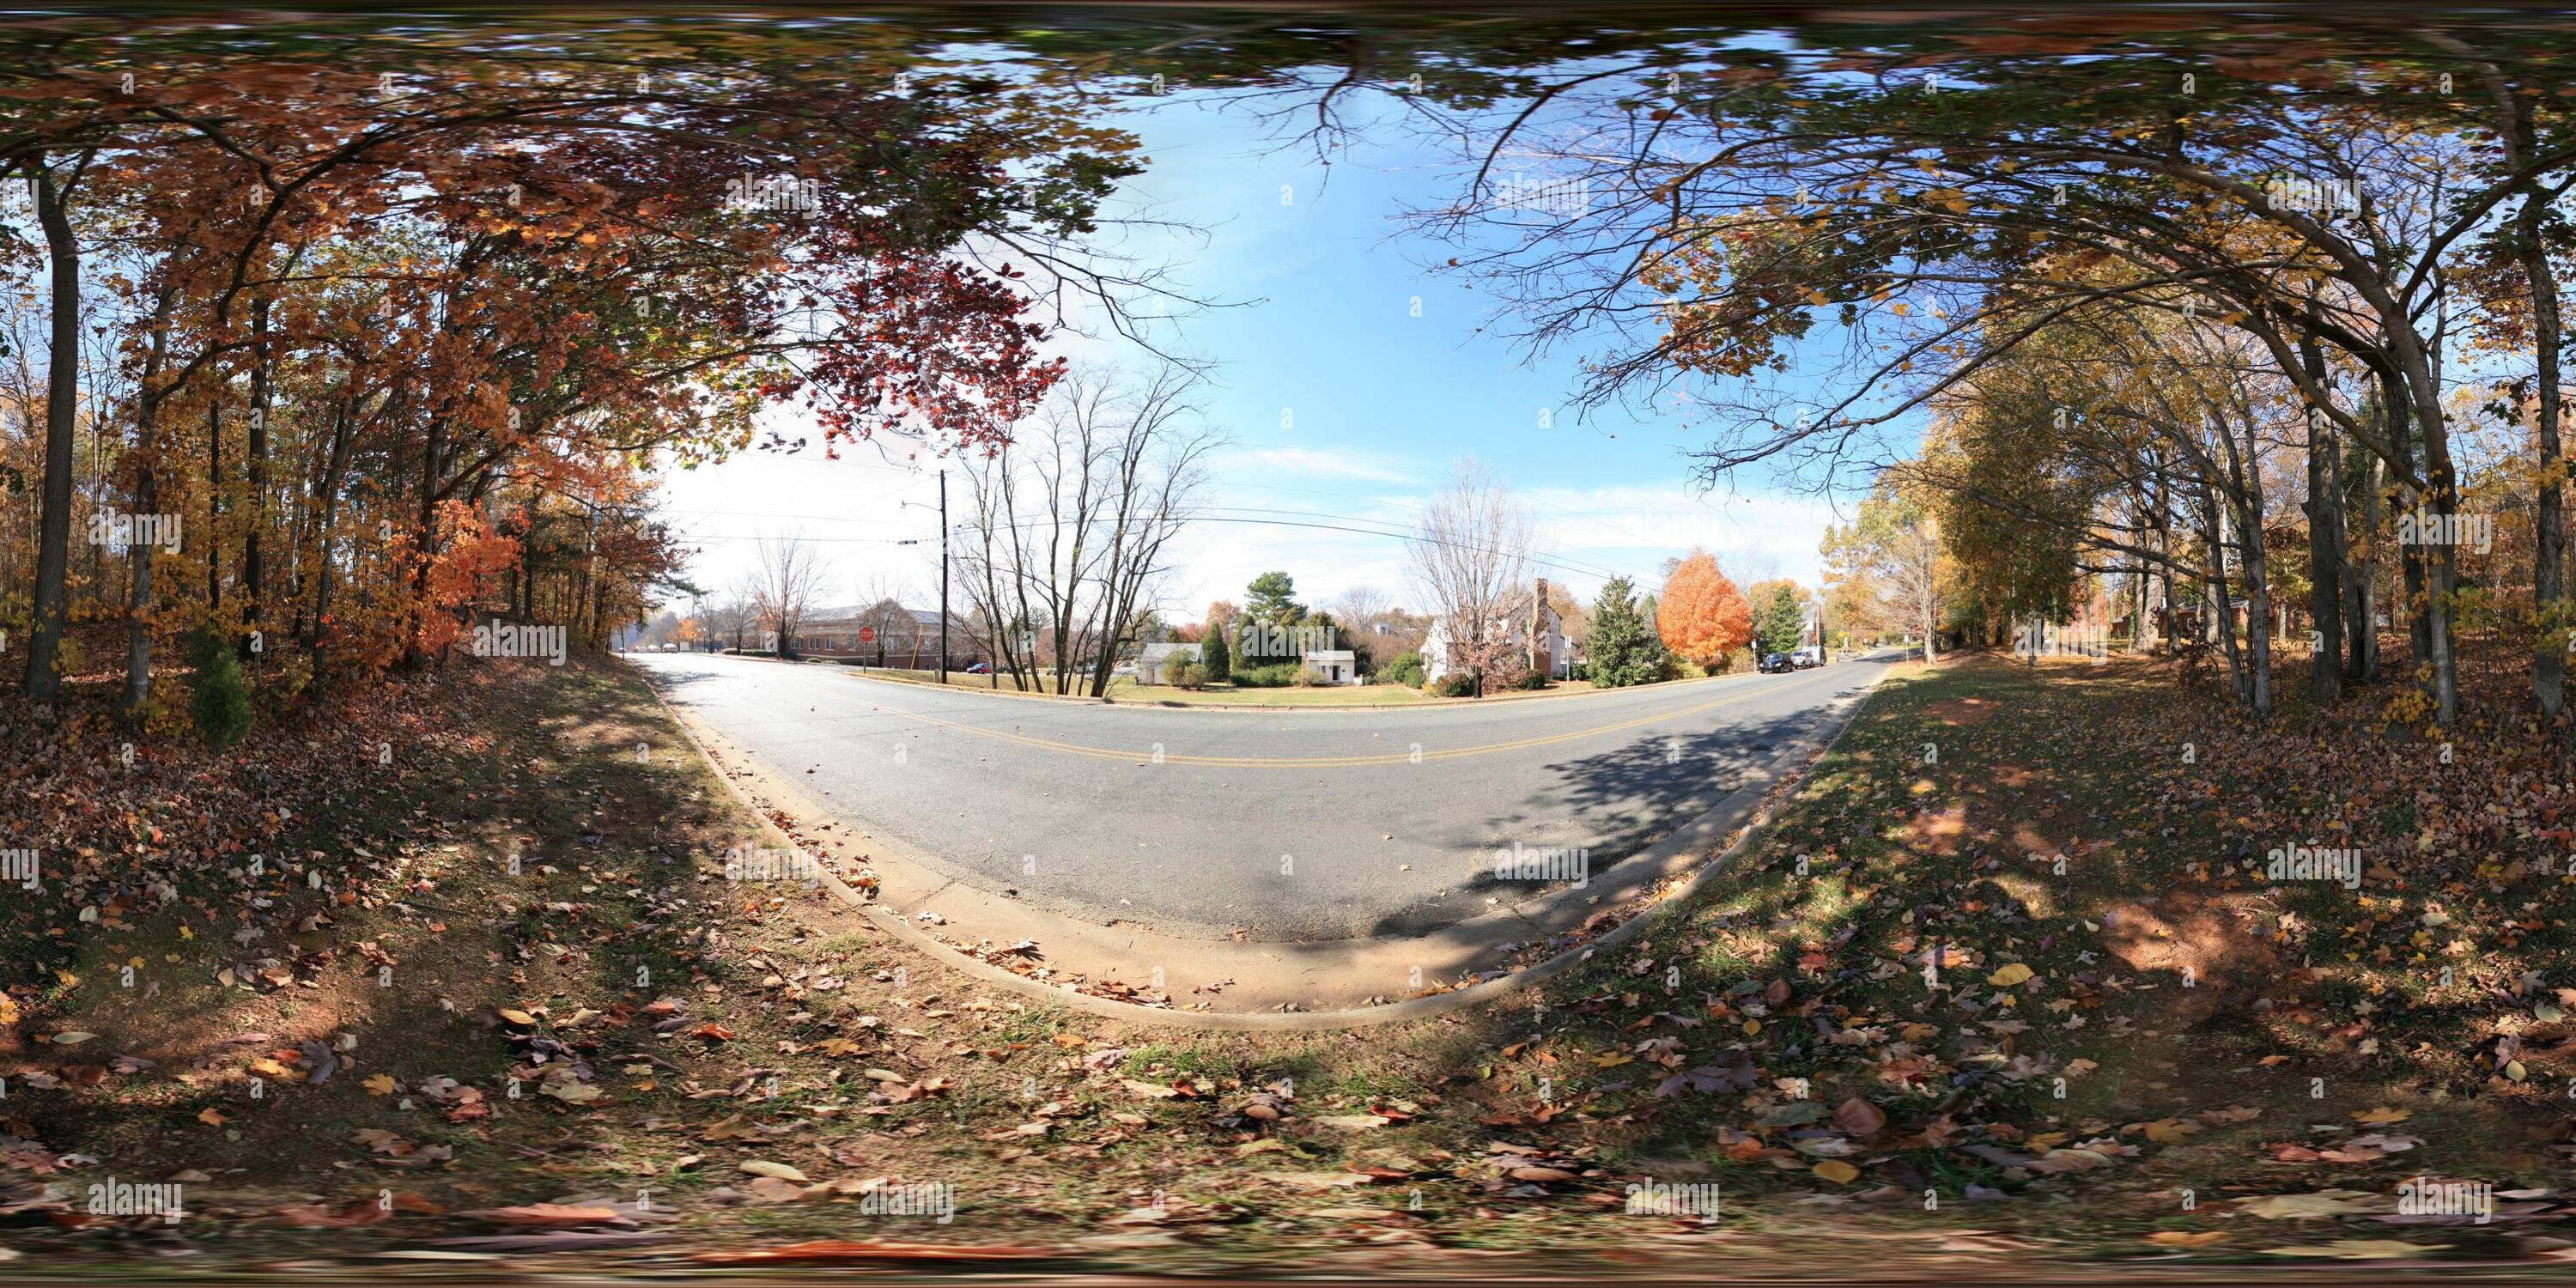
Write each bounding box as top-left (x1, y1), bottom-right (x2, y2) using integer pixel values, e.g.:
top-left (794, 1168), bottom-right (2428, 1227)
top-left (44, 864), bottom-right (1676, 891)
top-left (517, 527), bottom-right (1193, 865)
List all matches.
top-left (2098, 893), bottom-right (2280, 1028)
top-left (1903, 805), bottom-right (1969, 855)
top-left (1917, 695), bottom-right (1999, 726)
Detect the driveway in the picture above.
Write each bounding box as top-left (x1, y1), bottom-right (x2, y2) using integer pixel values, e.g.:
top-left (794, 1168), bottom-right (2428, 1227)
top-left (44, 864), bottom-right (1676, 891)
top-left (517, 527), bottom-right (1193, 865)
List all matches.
top-left (634, 652), bottom-right (1899, 941)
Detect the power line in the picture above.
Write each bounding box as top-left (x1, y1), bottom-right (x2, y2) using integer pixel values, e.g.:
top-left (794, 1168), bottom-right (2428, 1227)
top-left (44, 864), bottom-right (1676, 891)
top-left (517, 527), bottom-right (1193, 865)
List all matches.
top-left (948, 513), bottom-right (1644, 587)
top-left (1194, 505), bottom-right (1644, 586)
top-left (674, 513), bottom-right (1644, 586)
top-left (1231, 478), bottom-right (1676, 570)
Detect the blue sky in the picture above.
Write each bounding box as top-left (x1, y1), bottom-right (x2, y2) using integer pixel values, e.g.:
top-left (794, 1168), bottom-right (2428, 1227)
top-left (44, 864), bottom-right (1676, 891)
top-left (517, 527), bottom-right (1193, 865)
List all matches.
top-left (656, 88), bottom-right (1847, 620)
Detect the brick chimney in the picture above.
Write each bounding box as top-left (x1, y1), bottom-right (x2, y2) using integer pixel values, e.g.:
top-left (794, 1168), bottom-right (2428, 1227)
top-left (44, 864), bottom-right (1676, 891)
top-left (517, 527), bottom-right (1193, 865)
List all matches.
top-left (1531, 578), bottom-right (1549, 674)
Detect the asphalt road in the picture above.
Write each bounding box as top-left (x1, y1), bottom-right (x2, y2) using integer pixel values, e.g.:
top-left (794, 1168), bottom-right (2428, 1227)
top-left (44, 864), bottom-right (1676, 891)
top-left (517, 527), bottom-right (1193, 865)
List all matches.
top-left (635, 651), bottom-right (1899, 940)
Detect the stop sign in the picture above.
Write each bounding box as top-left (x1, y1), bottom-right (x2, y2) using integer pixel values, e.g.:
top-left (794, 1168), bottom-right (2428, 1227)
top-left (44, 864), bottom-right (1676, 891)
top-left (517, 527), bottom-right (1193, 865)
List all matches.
top-left (858, 626), bottom-right (876, 644)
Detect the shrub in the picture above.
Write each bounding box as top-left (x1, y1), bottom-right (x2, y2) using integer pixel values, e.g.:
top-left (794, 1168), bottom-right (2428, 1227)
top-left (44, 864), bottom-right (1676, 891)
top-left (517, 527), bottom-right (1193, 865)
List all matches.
top-left (1200, 626), bottom-right (1231, 682)
top-left (1169, 662), bottom-right (1207, 690)
top-left (1566, 661), bottom-right (1591, 682)
top-left (1377, 650), bottom-right (1426, 688)
top-left (1232, 662), bottom-right (1301, 688)
top-left (1436, 671), bottom-right (1479, 697)
top-left (1510, 668), bottom-right (1548, 690)
top-left (185, 628), bottom-right (252, 748)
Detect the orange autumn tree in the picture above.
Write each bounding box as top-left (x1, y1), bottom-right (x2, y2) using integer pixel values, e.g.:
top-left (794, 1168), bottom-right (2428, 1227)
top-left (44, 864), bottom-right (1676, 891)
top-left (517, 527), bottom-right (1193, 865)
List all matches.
top-left (1658, 547), bottom-right (1753, 668)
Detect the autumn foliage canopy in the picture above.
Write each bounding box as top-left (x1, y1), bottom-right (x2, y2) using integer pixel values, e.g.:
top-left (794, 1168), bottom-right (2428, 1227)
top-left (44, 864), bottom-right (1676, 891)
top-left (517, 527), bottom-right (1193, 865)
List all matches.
top-left (1657, 547), bottom-right (1752, 666)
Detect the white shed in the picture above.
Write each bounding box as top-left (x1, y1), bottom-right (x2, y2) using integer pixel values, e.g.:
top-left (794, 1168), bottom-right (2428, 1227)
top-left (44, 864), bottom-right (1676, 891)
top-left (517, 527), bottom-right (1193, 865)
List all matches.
top-left (1136, 642), bottom-right (1201, 684)
top-left (1301, 648), bottom-right (1359, 685)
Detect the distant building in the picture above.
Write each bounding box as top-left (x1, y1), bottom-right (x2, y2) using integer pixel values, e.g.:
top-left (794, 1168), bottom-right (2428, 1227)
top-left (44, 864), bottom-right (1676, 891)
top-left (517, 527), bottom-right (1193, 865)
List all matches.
top-left (1136, 641), bottom-right (1201, 684)
top-left (770, 604), bottom-right (981, 666)
top-left (1301, 648), bottom-right (1359, 685)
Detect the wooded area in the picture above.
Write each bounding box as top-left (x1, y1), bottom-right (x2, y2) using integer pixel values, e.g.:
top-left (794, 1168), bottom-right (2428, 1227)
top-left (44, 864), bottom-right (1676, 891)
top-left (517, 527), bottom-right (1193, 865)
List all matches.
top-left (0, 20), bottom-right (1137, 722)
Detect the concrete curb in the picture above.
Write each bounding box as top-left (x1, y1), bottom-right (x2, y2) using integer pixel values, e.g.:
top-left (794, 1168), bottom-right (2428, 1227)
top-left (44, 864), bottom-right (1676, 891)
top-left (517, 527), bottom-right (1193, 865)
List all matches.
top-left (629, 655), bottom-right (1899, 1031)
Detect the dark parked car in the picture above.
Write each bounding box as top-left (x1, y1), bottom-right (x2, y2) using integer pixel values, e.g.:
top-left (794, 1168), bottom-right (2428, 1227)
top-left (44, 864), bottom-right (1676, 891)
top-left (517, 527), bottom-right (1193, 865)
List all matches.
top-left (1759, 652), bottom-right (1795, 673)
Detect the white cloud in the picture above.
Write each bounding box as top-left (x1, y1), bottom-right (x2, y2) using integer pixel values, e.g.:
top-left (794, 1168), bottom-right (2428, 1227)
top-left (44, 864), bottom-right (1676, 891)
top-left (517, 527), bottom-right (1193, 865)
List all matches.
top-left (1237, 447), bottom-right (1418, 483)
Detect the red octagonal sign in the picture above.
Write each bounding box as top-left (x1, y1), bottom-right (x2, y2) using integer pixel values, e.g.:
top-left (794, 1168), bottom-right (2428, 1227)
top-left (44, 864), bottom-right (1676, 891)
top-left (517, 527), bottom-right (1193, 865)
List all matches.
top-left (858, 626), bottom-right (876, 644)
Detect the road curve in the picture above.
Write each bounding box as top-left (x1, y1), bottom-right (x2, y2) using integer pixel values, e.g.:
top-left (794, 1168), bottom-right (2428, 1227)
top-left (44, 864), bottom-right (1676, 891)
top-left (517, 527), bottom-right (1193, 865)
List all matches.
top-left (635, 652), bottom-right (1899, 940)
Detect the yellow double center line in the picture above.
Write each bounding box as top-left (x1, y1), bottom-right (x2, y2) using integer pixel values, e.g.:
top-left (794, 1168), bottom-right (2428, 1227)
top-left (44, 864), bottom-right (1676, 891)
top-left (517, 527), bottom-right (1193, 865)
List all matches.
top-left (857, 679), bottom-right (1798, 769)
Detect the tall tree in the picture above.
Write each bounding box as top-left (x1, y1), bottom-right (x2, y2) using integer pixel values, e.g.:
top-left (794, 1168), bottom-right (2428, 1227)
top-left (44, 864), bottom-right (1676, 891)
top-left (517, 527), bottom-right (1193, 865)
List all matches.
top-left (1658, 548), bottom-right (1753, 669)
top-left (1584, 574), bottom-right (1665, 687)
top-left (20, 156), bottom-right (87, 702)
top-left (1753, 580), bottom-right (1806, 657)
top-left (1825, 486), bottom-right (1948, 665)
top-left (1406, 455), bottom-right (1536, 695)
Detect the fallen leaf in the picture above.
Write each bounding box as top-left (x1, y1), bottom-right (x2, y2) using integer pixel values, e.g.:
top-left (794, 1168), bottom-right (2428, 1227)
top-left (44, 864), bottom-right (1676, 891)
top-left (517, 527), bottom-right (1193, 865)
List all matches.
top-left (1316, 1114), bottom-right (1390, 1131)
top-left (2147, 1230), bottom-right (2227, 1248)
top-left (2237, 1190), bottom-right (2383, 1219)
top-left (1834, 1097), bottom-right (1888, 1137)
top-left (2260, 1239), bottom-right (2449, 1260)
top-left (453, 1203), bottom-right (622, 1226)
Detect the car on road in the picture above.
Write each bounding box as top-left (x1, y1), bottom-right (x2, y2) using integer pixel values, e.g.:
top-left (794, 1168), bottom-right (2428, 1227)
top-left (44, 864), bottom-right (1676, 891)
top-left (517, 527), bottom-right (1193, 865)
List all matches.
top-left (1792, 645), bottom-right (1824, 668)
top-left (1759, 652), bottom-right (1795, 673)
top-left (964, 661), bottom-right (993, 674)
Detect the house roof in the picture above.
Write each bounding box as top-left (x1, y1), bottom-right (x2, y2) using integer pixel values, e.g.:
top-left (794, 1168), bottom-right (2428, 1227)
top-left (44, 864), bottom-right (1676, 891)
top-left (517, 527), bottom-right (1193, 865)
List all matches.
top-left (799, 605), bottom-right (961, 630)
top-left (1139, 642), bottom-right (1201, 660)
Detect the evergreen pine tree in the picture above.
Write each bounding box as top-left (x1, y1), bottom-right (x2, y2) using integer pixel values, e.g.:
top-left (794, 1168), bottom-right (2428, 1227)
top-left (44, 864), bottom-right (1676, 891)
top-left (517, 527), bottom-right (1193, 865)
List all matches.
top-left (1201, 621), bottom-right (1231, 681)
top-left (1585, 575), bottom-right (1667, 688)
top-left (1758, 584), bottom-right (1806, 656)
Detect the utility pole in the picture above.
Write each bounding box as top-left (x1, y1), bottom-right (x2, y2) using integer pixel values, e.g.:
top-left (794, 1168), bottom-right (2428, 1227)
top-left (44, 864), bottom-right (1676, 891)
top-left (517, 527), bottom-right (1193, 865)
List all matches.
top-left (937, 468), bottom-right (950, 684)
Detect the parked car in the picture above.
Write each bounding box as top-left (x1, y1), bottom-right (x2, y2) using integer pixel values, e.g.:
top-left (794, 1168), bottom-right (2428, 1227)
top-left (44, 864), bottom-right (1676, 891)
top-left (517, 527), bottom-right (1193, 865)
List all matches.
top-left (964, 661), bottom-right (993, 674)
top-left (660, 642), bottom-right (679, 653)
top-left (1791, 645), bottom-right (1823, 668)
top-left (1759, 652), bottom-right (1795, 673)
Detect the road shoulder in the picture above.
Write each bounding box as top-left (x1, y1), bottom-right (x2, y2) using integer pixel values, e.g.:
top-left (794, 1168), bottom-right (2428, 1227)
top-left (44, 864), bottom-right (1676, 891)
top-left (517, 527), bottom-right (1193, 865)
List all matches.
top-left (640, 656), bottom-right (1898, 1026)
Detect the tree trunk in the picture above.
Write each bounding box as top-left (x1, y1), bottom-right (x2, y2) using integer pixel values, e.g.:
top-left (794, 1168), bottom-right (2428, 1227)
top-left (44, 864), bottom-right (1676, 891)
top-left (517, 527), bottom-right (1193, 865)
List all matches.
top-left (121, 466), bottom-right (156, 719)
top-left (2303, 342), bottom-right (2344, 702)
top-left (2389, 345), bottom-right (2462, 724)
top-left (118, 285), bottom-right (179, 720)
top-left (2200, 484), bottom-right (2249, 705)
top-left (23, 165), bottom-right (82, 703)
top-left (2235, 493), bottom-right (2272, 715)
top-left (2521, 192), bottom-right (2568, 716)
top-left (2345, 428), bottom-right (2381, 683)
top-left (404, 416), bottom-right (446, 668)
top-left (242, 290), bottom-right (270, 659)
top-left (205, 400), bottom-right (222, 611)
top-left (2385, 368), bottom-right (2434, 683)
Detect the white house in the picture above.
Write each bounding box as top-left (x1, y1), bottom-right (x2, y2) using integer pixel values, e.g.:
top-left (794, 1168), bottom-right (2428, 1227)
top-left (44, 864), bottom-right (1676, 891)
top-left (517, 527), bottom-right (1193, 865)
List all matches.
top-left (1301, 648), bottom-right (1359, 685)
top-left (1135, 641), bottom-right (1201, 684)
top-left (1423, 579), bottom-right (1574, 684)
